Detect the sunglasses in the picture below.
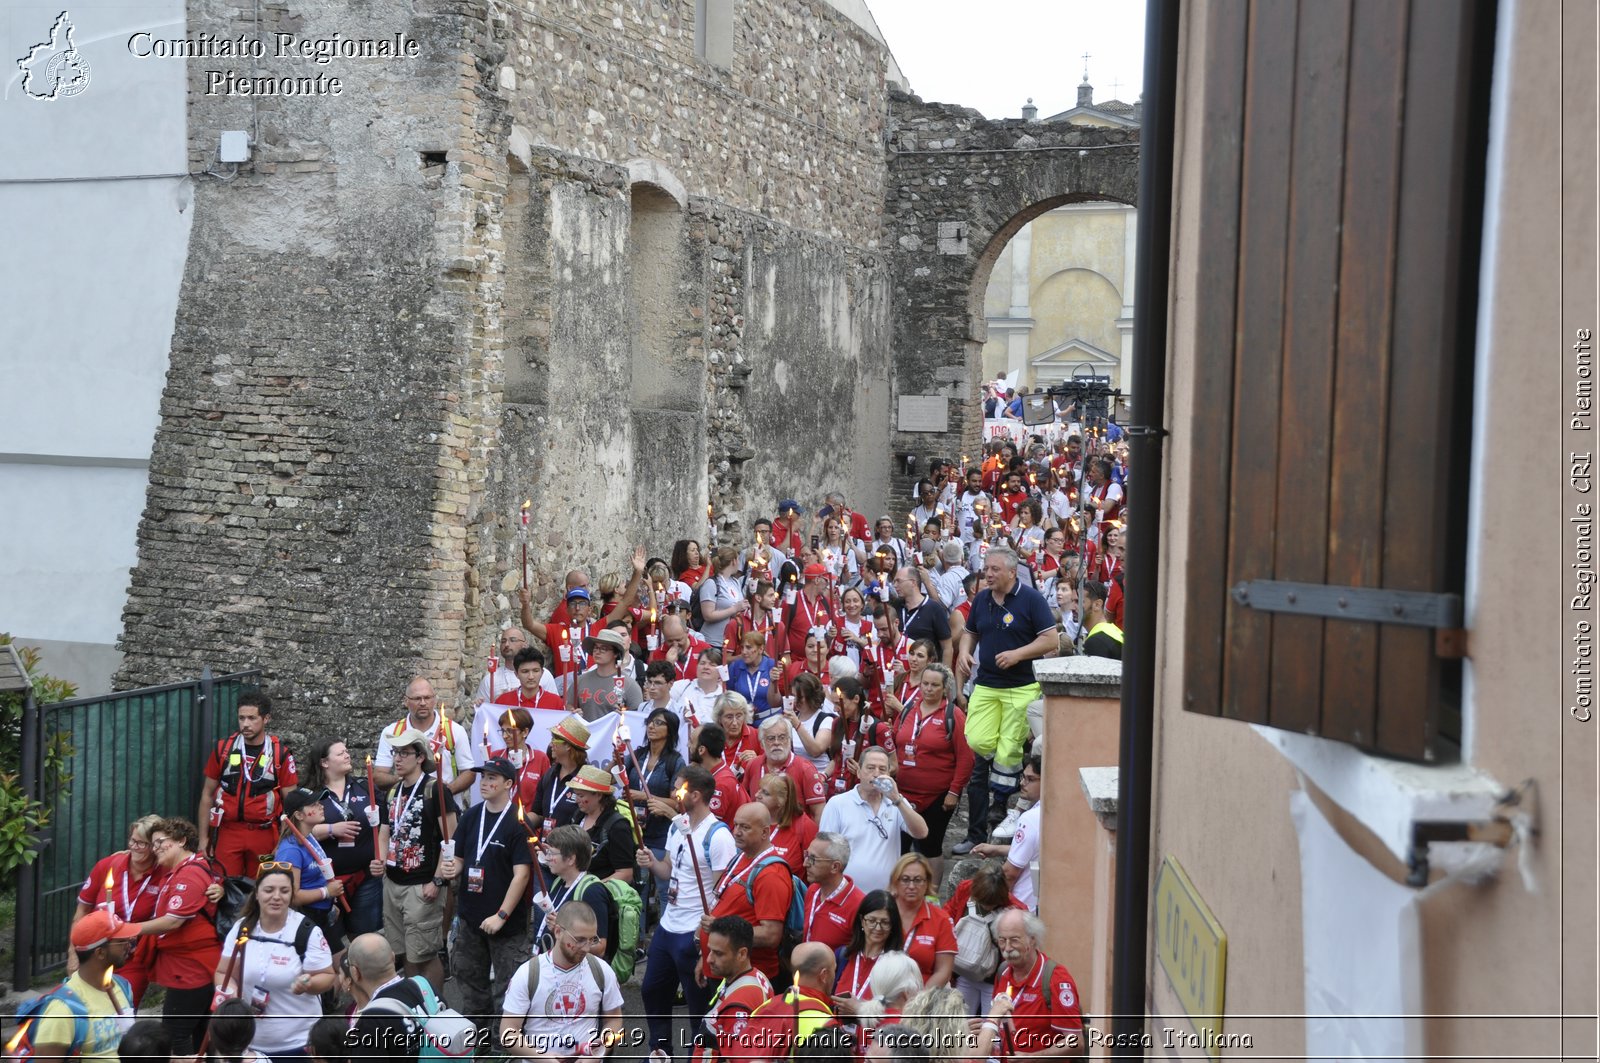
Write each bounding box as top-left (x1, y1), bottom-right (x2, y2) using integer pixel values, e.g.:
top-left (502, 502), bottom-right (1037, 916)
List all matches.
top-left (257, 859), bottom-right (295, 872)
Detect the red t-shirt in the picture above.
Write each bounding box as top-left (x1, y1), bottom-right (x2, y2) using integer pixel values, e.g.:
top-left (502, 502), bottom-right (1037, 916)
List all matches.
top-left (834, 951), bottom-right (878, 999)
top-left (1107, 578), bottom-right (1125, 628)
top-left (769, 814), bottom-right (818, 877)
top-left (900, 900), bottom-right (957, 983)
top-left (889, 702), bottom-right (975, 809)
top-left (698, 969), bottom-right (771, 1063)
top-left (678, 565), bottom-right (707, 586)
top-left (802, 877), bottom-right (864, 950)
top-left (78, 852), bottom-right (165, 923)
top-left (724, 614), bottom-right (784, 661)
top-left (512, 748), bottom-right (553, 810)
top-left (996, 490), bottom-right (1029, 522)
top-left (705, 850), bottom-right (794, 978)
top-left (545, 620), bottom-right (600, 679)
top-left (709, 764), bottom-right (745, 825)
top-left (493, 688), bottom-right (565, 711)
top-left (784, 592), bottom-right (836, 659)
top-left (742, 754), bottom-right (827, 811)
top-left (649, 637), bottom-right (708, 681)
top-left (994, 954), bottom-right (1084, 1050)
top-left (203, 734), bottom-right (297, 825)
top-left (152, 856), bottom-right (222, 989)
top-left (769, 521), bottom-right (801, 555)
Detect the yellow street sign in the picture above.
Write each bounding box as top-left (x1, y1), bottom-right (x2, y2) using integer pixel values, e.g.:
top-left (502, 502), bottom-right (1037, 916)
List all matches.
top-left (1154, 855), bottom-right (1228, 1059)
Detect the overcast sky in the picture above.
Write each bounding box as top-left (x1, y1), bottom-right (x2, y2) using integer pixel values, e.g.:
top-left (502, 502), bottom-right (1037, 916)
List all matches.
top-left (864, 0), bottom-right (1147, 121)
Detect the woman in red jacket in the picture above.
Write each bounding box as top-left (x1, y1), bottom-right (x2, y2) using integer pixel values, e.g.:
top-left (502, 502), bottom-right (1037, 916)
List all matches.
top-left (138, 817), bottom-right (223, 1056)
top-left (887, 664), bottom-right (973, 888)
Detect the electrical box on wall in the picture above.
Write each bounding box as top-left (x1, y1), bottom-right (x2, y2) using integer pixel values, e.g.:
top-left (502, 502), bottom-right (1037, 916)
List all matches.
top-left (219, 131), bottom-right (250, 163)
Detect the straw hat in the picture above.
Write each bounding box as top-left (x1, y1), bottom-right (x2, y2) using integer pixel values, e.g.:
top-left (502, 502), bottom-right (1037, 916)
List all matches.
top-left (570, 764), bottom-right (616, 795)
top-left (550, 715), bottom-right (591, 750)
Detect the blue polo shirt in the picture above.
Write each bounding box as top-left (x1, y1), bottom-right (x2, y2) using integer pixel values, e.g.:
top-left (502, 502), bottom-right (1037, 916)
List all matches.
top-left (968, 581), bottom-right (1056, 689)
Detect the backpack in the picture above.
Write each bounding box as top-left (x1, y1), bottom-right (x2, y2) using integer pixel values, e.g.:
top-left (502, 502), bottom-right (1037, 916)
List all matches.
top-left (231, 915), bottom-right (317, 963)
top-left (206, 857), bottom-right (254, 939)
top-left (6, 975), bottom-right (133, 1062)
top-left (522, 953), bottom-right (612, 1050)
top-left (361, 976), bottom-right (475, 1060)
top-left (951, 902), bottom-right (1002, 982)
top-left (742, 855), bottom-right (807, 959)
top-left (571, 871), bottom-right (643, 985)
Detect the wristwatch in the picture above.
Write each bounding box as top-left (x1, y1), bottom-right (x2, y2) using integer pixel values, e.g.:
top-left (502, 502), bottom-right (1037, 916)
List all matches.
top-left (496, 909), bottom-right (510, 920)
top-left (432, 877), bottom-right (446, 888)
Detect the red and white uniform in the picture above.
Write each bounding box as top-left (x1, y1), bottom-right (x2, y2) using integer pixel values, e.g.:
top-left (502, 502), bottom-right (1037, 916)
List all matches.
top-left (709, 762), bottom-right (744, 825)
top-left (784, 591), bottom-right (836, 659)
top-left (510, 747), bottom-right (552, 810)
top-left (704, 848), bottom-right (793, 979)
top-left (545, 620), bottom-right (598, 681)
top-left (77, 852), bottom-right (165, 1003)
top-left (697, 968), bottom-right (773, 1063)
top-left (993, 953), bottom-right (1084, 1051)
top-left (828, 615), bottom-right (873, 667)
top-left (494, 687), bottom-right (565, 711)
top-left (741, 753), bottom-right (827, 810)
top-left (900, 900), bottom-right (957, 984)
top-left (151, 855), bottom-right (222, 991)
top-left (802, 877), bottom-right (864, 950)
top-left (650, 633), bottom-right (710, 680)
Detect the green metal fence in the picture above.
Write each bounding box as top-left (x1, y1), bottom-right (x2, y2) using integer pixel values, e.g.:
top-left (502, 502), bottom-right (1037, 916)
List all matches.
top-left (15, 667), bottom-right (261, 981)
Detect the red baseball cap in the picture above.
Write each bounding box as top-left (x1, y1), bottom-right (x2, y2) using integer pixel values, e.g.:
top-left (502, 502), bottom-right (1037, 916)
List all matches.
top-left (71, 910), bottom-right (139, 950)
top-left (802, 563), bottom-right (828, 579)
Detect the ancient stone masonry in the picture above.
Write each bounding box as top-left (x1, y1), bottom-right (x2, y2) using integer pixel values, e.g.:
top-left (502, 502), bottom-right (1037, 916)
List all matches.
top-left (884, 94), bottom-right (1139, 513)
top-left (118, 0), bottom-right (896, 748)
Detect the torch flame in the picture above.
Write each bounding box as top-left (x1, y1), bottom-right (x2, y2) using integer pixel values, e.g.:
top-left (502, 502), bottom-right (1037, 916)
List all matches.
top-left (520, 499), bottom-right (531, 513)
top-left (674, 782), bottom-right (689, 803)
top-left (516, 801), bottom-right (526, 825)
top-left (7, 1025), bottom-right (29, 1053)
top-left (102, 964), bottom-right (116, 991)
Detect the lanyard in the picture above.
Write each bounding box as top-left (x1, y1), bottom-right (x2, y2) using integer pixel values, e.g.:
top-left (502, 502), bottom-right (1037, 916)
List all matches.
top-left (797, 592), bottom-right (819, 632)
top-left (474, 802), bottom-right (512, 865)
top-left (391, 777), bottom-right (425, 832)
top-left (118, 861), bottom-right (155, 921)
top-left (325, 781), bottom-right (353, 820)
top-left (234, 734), bottom-right (268, 784)
top-left (739, 665), bottom-right (763, 704)
top-left (805, 879), bottom-right (847, 936)
top-left (901, 702), bottom-right (942, 750)
top-left (716, 846), bottom-right (776, 895)
top-left (845, 953), bottom-right (873, 998)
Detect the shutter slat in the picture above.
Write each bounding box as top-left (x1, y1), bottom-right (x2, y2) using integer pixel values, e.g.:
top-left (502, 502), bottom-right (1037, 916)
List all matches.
top-left (1267, 0), bottom-right (1353, 735)
top-left (1181, 0), bottom-right (1250, 716)
top-left (1318, 0), bottom-right (1411, 747)
top-left (1376, 0), bottom-right (1483, 757)
top-left (1222, 0), bottom-right (1298, 721)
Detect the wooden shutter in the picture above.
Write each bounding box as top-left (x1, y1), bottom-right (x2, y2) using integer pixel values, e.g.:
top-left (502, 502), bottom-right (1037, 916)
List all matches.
top-left (1181, 0), bottom-right (1494, 760)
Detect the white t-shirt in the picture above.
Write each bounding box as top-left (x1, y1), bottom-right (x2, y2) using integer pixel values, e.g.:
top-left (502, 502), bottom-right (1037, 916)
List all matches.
top-left (818, 788), bottom-right (908, 895)
top-left (660, 814), bottom-right (738, 934)
top-left (375, 714), bottom-right (477, 785)
top-left (1007, 804), bottom-right (1043, 912)
top-left (221, 913), bottom-right (332, 1054)
top-left (789, 711), bottom-right (836, 773)
top-left (675, 679), bottom-right (724, 729)
top-left (501, 953), bottom-right (623, 1056)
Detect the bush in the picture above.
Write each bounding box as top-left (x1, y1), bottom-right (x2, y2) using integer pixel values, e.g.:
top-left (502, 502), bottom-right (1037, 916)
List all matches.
top-left (0, 636), bottom-right (76, 882)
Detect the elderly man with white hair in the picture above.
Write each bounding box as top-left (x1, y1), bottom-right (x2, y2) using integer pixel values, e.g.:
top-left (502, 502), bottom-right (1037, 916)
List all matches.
top-left (975, 910), bottom-right (1084, 1059)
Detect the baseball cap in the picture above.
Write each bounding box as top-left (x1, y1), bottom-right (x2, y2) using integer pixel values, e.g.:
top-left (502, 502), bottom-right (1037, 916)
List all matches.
top-left (479, 757), bottom-right (517, 781)
top-left (777, 499), bottom-right (801, 515)
top-left (71, 910), bottom-right (139, 951)
top-left (565, 587), bottom-right (592, 602)
top-left (282, 788), bottom-right (320, 817)
top-left (802, 563), bottom-right (828, 580)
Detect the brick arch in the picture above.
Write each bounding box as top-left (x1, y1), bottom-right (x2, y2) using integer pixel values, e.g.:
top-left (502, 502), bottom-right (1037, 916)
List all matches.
top-left (885, 94), bottom-right (1138, 509)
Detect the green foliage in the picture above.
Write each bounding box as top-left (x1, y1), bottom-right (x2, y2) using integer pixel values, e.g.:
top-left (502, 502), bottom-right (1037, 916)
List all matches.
top-left (0, 635), bottom-right (76, 881)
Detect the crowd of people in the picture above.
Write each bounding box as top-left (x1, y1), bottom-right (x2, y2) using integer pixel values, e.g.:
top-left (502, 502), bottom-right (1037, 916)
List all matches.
top-left (19, 430), bottom-right (1131, 1063)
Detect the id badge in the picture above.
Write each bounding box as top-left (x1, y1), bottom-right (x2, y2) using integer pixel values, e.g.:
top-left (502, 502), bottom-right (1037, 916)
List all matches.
top-left (466, 867), bottom-right (486, 893)
top-left (249, 985), bottom-right (271, 1013)
top-left (338, 836), bottom-right (356, 848)
top-left (666, 880), bottom-right (679, 905)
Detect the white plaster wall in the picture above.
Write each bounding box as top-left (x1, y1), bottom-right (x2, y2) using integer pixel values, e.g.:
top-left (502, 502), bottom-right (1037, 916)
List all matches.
top-left (0, 0), bottom-right (192, 694)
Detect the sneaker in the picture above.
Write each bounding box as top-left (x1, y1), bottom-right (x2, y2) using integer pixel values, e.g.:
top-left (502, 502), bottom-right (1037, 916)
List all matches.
top-left (991, 807), bottom-right (1021, 841)
top-left (951, 839), bottom-right (977, 855)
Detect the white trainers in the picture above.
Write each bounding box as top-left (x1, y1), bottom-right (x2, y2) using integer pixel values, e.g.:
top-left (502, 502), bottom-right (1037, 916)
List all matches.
top-left (991, 806), bottom-right (1022, 841)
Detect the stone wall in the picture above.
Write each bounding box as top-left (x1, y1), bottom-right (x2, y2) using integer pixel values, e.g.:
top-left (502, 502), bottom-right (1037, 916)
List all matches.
top-left (117, 0), bottom-right (895, 746)
top-left (884, 94), bottom-right (1140, 515)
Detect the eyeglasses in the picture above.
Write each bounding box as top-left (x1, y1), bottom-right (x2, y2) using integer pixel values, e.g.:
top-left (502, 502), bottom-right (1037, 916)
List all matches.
top-left (802, 853), bottom-right (835, 865)
top-left (127, 838), bottom-right (150, 851)
top-left (860, 917), bottom-right (891, 929)
top-left (149, 837), bottom-right (172, 850)
top-left (867, 817), bottom-right (888, 840)
top-left (405, 694), bottom-right (432, 703)
top-left (559, 931), bottom-right (603, 948)
top-left (393, 747), bottom-right (423, 758)
top-left (897, 875), bottom-right (928, 886)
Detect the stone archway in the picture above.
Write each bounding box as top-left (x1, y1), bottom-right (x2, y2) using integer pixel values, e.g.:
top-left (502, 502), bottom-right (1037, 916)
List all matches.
top-left (885, 94), bottom-right (1139, 507)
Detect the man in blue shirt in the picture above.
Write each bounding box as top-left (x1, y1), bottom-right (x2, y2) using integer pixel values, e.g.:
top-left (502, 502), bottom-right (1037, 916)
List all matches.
top-left (954, 547), bottom-right (1057, 851)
